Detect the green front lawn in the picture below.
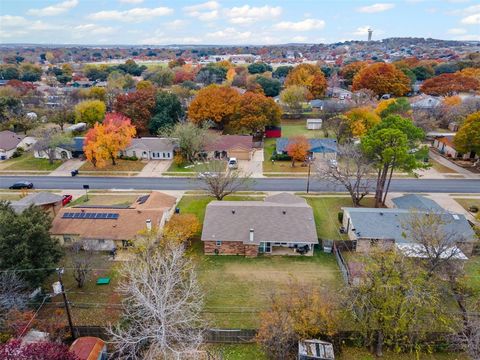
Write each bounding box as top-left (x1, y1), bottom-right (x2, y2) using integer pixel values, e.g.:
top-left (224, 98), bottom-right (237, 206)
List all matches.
top-left (80, 159), bottom-right (146, 172)
top-left (68, 194), bottom-right (139, 207)
top-left (3, 153), bottom-right (62, 171)
top-left (263, 138), bottom-right (311, 173)
top-left (166, 160), bottom-right (226, 173)
top-left (305, 196), bottom-right (376, 240)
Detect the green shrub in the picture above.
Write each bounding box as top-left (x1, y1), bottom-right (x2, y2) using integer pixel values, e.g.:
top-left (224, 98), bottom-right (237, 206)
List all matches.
top-left (271, 153), bottom-right (291, 161)
top-left (337, 211), bottom-right (343, 223)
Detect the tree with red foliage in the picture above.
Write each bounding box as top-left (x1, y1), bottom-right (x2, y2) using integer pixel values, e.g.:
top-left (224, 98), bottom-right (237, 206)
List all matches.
top-left (420, 73), bottom-right (480, 96)
top-left (0, 339), bottom-right (78, 360)
top-left (352, 62), bottom-right (411, 97)
top-left (173, 69), bottom-right (195, 84)
top-left (114, 88), bottom-right (155, 135)
top-left (286, 136), bottom-right (310, 167)
top-left (6, 80), bottom-right (36, 96)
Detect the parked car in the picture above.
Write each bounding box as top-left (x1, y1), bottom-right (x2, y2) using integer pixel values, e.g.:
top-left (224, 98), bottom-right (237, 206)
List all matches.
top-left (9, 181), bottom-right (33, 189)
top-left (62, 194), bottom-right (73, 206)
top-left (228, 157), bottom-right (238, 169)
top-left (328, 159), bottom-right (338, 168)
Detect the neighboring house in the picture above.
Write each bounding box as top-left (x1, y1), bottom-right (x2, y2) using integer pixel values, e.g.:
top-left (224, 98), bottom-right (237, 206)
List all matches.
top-left (205, 135), bottom-right (253, 160)
top-left (51, 192), bottom-right (176, 251)
top-left (306, 118), bottom-right (323, 130)
top-left (411, 95), bottom-right (442, 110)
top-left (201, 193), bottom-right (318, 257)
top-left (122, 137), bottom-right (176, 160)
top-left (309, 99), bottom-right (324, 110)
top-left (342, 194), bottom-right (477, 257)
top-left (34, 137), bottom-right (85, 160)
top-left (276, 138), bottom-right (337, 159)
top-left (9, 192), bottom-right (63, 215)
top-left (0, 130), bottom-right (35, 160)
top-left (433, 136), bottom-right (477, 160)
top-left (327, 86), bottom-right (352, 100)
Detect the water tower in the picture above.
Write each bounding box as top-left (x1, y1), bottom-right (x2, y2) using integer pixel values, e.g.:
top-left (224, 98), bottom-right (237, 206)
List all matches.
top-left (368, 28), bottom-right (373, 42)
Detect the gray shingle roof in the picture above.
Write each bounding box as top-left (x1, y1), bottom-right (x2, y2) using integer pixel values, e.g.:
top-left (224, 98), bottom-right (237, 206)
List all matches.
top-left (392, 194), bottom-right (443, 212)
top-left (10, 192), bottom-right (63, 213)
top-left (343, 207), bottom-right (476, 245)
top-left (201, 193), bottom-right (318, 245)
top-left (126, 138), bottom-right (176, 152)
top-left (276, 138), bottom-right (337, 154)
top-left (0, 131), bottom-right (24, 151)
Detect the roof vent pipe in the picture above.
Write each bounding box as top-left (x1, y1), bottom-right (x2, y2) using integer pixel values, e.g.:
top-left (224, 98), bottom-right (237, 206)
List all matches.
top-left (249, 229), bottom-right (254, 242)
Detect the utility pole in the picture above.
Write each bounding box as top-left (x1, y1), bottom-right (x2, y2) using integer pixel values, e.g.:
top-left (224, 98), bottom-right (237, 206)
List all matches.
top-left (306, 159), bottom-right (312, 194)
top-left (57, 268), bottom-right (76, 340)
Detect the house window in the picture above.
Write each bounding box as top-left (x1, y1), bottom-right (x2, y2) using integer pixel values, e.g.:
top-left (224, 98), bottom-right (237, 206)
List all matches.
top-left (216, 241), bottom-right (222, 246)
top-left (98, 239), bottom-right (105, 244)
top-left (132, 151), bottom-right (136, 157)
top-left (163, 153), bottom-right (166, 158)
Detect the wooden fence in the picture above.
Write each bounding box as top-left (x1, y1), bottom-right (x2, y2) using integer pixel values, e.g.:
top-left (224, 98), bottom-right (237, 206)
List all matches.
top-left (333, 243), bottom-right (351, 285)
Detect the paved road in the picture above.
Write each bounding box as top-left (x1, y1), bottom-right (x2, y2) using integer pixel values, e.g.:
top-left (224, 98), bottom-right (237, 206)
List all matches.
top-left (1, 176), bottom-right (480, 193)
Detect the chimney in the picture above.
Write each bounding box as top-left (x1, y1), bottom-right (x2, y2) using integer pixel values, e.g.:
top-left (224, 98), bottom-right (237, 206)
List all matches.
top-left (146, 219), bottom-right (152, 231)
top-left (249, 229), bottom-right (254, 242)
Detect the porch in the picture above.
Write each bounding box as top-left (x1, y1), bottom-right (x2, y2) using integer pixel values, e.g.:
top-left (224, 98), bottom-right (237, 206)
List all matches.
top-left (259, 242), bottom-right (315, 256)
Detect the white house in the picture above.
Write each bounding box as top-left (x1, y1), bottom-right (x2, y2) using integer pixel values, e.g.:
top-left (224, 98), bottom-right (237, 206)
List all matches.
top-left (122, 138), bottom-right (176, 160)
top-left (0, 130), bottom-right (35, 160)
top-left (306, 119), bottom-right (323, 130)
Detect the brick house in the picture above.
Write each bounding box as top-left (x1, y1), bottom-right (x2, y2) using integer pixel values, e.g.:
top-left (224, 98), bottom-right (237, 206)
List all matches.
top-left (433, 135), bottom-right (477, 160)
top-left (342, 195), bottom-right (477, 258)
top-left (204, 135), bottom-right (253, 160)
top-left (201, 193), bottom-right (318, 257)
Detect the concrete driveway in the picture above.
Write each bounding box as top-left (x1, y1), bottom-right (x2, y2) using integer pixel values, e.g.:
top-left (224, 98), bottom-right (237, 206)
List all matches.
top-left (48, 159), bottom-right (85, 176)
top-left (137, 160), bottom-right (172, 177)
top-left (238, 149), bottom-right (264, 178)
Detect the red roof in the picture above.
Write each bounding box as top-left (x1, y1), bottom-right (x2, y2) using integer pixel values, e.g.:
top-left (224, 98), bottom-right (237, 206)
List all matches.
top-left (205, 135), bottom-right (253, 152)
top-left (70, 337), bottom-right (105, 360)
top-left (437, 136), bottom-right (455, 148)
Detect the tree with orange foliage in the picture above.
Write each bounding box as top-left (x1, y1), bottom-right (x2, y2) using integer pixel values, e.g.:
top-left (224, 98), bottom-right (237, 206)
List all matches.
top-left (162, 214), bottom-right (201, 245)
top-left (226, 68), bottom-right (236, 83)
top-left (352, 62), bottom-right (411, 97)
top-left (459, 67), bottom-right (480, 81)
top-left (187, 85), bottom-right (241, 128)
top-left (420, 73), bottom-right (480, 96)
top-left (346, 107), bottom-right (381, 137)
top-left (83, 113), bottom-right (136, 167)
top-left (285, 64), bottom-right (327, 99)
top-left (340, 61), bottom-right (368, 87)
top-left (114, 88), bottom-right (156, 135)
top-left (443, 96), bottom-right (462, 107)
top-left (287, 136), bottom-right (310, 167)
top-left (231, 91), bottom-right (281, 134)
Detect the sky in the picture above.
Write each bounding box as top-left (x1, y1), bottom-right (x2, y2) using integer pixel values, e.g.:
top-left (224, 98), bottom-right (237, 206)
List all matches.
top-left (0, 0), bottom-right (479, 45)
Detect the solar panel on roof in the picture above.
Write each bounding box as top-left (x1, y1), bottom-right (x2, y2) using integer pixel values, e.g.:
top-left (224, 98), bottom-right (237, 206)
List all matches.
top-left (62, 212), bottom-right (120, 220)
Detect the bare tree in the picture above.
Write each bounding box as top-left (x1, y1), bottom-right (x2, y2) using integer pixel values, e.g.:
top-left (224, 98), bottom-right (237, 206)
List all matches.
top-left (322, 115), bottom-right (352, 144)
top-left (316, 144), bottom-right (373, 207)
top-left (0, 272), bottom-right (29, 321)
top-left (34, 127), bottom-right (73, 164)
top-left (71, 242), bottom-right (91, 288)
top-left (401, 211), bottom-right (465, 277)
top-left (107, 243), bottom-right (205, 360)
top-left (196, 161), bottom-right (252, 200)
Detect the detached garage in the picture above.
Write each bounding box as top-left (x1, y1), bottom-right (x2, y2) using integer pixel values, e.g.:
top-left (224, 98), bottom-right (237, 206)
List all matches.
top-left (306, 119), bottom-right (322, 130)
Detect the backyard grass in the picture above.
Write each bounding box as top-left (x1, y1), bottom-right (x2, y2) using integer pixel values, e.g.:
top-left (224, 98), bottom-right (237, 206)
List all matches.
top-left (68, 194), bottom-right (140, 207)
top-left (166, 160), bottom-right (226, 173)
top-left (3, 153), bottom-right (62, 171)
top-left (305, 196), bottom-right (376, 240)
top-left (466, 256), bottom-right (480, 291)
top-left (281, 119), bottom-right (324, 139)
top-left (37, 251), bottom-right (122, 326)
top-left (191, 240), bottom-right (341, 328)
top-left (207, 344), bottom-right (267, 360)
top-left (80, 159), bottom-right (146, 172)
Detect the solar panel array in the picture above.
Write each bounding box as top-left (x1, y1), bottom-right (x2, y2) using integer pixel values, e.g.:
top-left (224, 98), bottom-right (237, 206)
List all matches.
top-left (62, 212), bottom-right (119, 220)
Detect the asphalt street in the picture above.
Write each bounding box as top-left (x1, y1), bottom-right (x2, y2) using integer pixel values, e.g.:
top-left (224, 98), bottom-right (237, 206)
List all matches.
top-left (0, 176), bottom-right (479, 193)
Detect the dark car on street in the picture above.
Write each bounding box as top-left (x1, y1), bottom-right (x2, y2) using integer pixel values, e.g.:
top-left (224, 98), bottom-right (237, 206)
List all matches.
top-left (9, 181), bottom-right (34, 190)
